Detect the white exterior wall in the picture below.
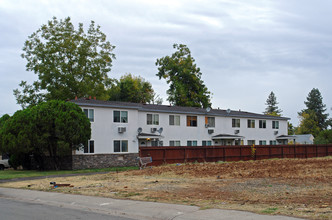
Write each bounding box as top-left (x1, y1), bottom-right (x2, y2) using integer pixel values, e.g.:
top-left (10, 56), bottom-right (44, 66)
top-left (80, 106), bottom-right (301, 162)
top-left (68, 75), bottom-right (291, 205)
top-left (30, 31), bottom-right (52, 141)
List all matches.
top-left (77, 105), bottom-right (288, 154)
top-left (79, 106), bottom-right (139, 154)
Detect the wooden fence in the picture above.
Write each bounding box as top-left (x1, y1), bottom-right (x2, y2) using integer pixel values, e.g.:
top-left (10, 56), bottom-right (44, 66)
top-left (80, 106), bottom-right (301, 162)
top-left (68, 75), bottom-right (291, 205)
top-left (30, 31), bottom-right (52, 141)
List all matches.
top-left (139, 144), bottom-right (332, 166)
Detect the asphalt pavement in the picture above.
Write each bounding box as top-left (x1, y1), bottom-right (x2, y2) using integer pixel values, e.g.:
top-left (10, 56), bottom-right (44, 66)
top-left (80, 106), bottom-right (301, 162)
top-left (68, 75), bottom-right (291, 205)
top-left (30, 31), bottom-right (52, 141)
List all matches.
top-left (0, 187), bottom-right (303, 220)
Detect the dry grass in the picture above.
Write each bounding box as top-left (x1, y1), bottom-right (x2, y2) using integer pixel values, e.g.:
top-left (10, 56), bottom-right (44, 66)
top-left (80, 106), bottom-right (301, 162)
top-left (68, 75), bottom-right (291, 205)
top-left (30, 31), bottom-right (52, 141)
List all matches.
top-left (1, 157), bottom-right (331, 219)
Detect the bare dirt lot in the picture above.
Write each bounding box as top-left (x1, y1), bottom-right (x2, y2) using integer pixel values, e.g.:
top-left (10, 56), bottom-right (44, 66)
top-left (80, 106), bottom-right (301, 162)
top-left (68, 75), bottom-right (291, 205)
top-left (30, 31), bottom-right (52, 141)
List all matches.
top-left (1, 157), bottom-right (331, 219)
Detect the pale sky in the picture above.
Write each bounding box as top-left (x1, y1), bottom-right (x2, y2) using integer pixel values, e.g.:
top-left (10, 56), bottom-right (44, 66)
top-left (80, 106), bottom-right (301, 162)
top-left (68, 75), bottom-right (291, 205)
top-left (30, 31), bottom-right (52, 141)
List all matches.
top-left (0, 0), bottom-right (331, 125)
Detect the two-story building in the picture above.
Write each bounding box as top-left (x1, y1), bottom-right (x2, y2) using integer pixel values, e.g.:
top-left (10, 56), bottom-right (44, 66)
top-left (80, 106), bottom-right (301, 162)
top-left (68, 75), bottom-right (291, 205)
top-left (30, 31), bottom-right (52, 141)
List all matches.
top-left (70, 98), bottom-right (289, 169)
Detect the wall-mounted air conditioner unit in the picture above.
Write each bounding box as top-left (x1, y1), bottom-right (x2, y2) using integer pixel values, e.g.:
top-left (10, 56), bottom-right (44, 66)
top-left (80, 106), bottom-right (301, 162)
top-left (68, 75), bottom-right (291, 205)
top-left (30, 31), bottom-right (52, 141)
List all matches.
top-left (274, 131), bottom-right (278, 135)
top-left (208, 129), bottom-right (214, 134)
top-left (118, 127), bottom-right (126, 133)
top-left (151, 128), bottom-right (157, 133)
top-left (234, 130), bottom-right (240, 134)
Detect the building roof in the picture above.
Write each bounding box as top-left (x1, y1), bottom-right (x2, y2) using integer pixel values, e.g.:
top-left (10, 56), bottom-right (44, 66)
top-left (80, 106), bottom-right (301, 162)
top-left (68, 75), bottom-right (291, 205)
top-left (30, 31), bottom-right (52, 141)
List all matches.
top-left (294, 134), bottom-right (314, 144)
top-left (212, 134), bottom-right (244, 140)
top-left (70, 98), bottom-right (290, 121)
top-left (276, 135), bottom-right (294, 140)
top-left (137, 133), bottom-right (163, 139)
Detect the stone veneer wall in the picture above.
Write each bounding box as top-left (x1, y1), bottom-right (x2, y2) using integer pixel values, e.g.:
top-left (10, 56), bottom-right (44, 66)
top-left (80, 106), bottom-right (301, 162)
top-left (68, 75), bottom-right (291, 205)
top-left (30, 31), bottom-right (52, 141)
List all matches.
top-left (72, 153), bottom-right (139, 169)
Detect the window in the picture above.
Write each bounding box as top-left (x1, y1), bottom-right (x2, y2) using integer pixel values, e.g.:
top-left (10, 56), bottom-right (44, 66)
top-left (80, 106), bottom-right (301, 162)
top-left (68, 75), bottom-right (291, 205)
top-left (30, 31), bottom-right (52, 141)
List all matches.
top-left (205, 117), bottom-right (215, 127)
top-left (169, 140), bottom-right (181, 146)
top-left (202, 140), bottom-right (212, 146)
top-left (151, 140), bottom-right (163, 146)
top-left (114, 140), bottom-right (128, 152)
top-left (83, 109), bottom-right (94, 122)
top-left (247, 140), bottom-right (256, 145)
top-left (247, 119), bottom-right (255, 128)
top-left (113, 111), bottom-right (128, 123)
top-left (187, 116), bottom-right (197, 127)
top-left (147, 114), bottom-right (159, 125)
top-left (272, 121), bottom-right (279, 129)
top-left (232, 119), bottom-right (240, 128)
top-left (187, 140), bottom-right (197, 146)
top-left (259, 120), bottom-right (266, 128)
top-left (259, 140), bottom-right (267, 145)
top-left (84, 140), bottom-right (94, 153)
top-left (169, 115), bottom-right (180, 126)
top-left (270, 140), bottom-right (277, 145)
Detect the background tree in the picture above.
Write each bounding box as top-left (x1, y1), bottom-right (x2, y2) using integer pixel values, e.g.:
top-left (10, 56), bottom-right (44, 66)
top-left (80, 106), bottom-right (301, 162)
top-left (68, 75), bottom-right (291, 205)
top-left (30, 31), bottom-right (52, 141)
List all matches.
top-left (14, 17), bottom-right (115, 108)
top-left (314, 129), bottom-right (332, 144)
top-left (156, 44), bottom-right (211, 108)
top-left (298, 88), bottom-right (329, 130)
top-left (108, 74), bottom-right (162, 104)
top-left (264, 91), bottom-right (282, 116)
top-left (288, 122), bottom-right (295, 135)
top-left (1, 101), bottom-right (91, 170)
top-left (295, 110), bottom-right (321, 137)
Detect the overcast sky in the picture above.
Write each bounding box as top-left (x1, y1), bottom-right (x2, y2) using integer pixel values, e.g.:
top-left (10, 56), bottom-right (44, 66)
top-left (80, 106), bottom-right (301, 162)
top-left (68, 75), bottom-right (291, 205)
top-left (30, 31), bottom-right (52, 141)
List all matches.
top-left (0, 0), bottom-right (331, 125)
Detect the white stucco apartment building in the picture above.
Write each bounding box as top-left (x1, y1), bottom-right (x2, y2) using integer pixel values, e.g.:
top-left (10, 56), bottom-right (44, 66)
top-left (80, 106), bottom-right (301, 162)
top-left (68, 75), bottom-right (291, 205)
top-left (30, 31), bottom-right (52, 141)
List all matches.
top-left (71, 98), bottom-right (290, 158)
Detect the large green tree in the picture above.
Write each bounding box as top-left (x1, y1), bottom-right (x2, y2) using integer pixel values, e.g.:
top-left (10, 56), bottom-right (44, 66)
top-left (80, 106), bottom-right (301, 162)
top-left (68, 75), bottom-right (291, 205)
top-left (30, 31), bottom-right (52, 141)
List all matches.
top-left (264, 91), bottom-right (282, 116)
top-left (109, 74), bottom-right (162, 104)
top-left (0, 100), bottom-right (91, 170)
top-left (156, 44), bottom-right (211, 108)
top-left (298, 88), bottom-right (329, 130)
top-left (0, 114), bottom-right (11, 155)
top-left (14, 17), bottom-right (115, 108)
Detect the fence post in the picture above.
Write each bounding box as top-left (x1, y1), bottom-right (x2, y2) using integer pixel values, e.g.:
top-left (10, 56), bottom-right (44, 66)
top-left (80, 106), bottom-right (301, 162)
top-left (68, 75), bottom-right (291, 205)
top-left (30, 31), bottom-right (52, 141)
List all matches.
top-left (184, 148), bottom-right (186, 163)
top-left (305, 145), bottom-right (307, 159)
top-left (163, 148), bottom-right (166, 163)
top-left (316, 144), bottom-right (318, 157)
top-left (223, 147), bottom-right (226, 162)
top-left (240, 146), bottom-right (242, 160)
top-left (269, 146), bottom-right (271, 159)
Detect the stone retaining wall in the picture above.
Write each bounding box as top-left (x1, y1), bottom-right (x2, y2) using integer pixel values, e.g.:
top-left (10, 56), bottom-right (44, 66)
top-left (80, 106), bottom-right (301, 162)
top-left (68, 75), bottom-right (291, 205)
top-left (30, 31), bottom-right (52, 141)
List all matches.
top-left (72, 153), bottom-right (139, 170)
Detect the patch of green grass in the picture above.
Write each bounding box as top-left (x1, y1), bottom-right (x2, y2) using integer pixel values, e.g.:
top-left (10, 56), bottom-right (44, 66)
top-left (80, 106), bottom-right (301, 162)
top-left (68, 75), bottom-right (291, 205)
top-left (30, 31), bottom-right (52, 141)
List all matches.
top-left (0, 166), bottom-right (138, 180)
top-left (199, 206), bottom-right (212, 210)
top-left (261, 207), bottom-right (278, 214)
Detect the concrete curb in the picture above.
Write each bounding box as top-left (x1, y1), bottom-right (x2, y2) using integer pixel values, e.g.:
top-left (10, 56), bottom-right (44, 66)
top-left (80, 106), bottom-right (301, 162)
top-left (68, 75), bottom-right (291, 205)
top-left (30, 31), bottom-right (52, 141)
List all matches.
top-left (0, 188), bottom-right (303, 220)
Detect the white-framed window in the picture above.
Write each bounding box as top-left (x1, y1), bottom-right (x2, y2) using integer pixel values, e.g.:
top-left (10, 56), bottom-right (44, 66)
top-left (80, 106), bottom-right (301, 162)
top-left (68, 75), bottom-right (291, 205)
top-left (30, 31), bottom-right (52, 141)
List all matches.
top-left (247, 140), bottom-right (256, 145)
top-left (202, 140), bottom-right (212, 146)
top-left (205, 117), bottom-right (215, 127)
top-left (247, 119), bottom-right (255, 128)
top-left (83, 109), bottom-right (94, 122)
top-left (147, 114), bottom-right (159, 125)
top-left (232, 118), bottom-right (240, 128)
top-left (270, 140), bottom-right (277, 145)
top-left (151, 140), bottom-right (163, 146)
top-left (84, 140), bottom-right (94, 153)
top-left (169, 140), bottom-right (181, 146)
top-left (114, 140), bottom-right (128, 152)
top-left (169, 115), bottom-right (180, 126)
top-left (272, 121), bottom-right (279, 129)
top-left (187, 116), bottom-right (197, 127)
top-left (113, 111), bottom-right (128, 123)
top-left (259, 140), bottom-right (267, 145)
top-left (259, 120), bottom-right (266, 128)
top-left (187, 140), bottom-right (197, 146)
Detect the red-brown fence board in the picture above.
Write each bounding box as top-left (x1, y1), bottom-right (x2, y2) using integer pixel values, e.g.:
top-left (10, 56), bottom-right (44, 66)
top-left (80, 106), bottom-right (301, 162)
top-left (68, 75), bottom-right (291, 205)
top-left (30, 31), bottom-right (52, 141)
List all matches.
top-left (139, 144), bottom-right (332, 166)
